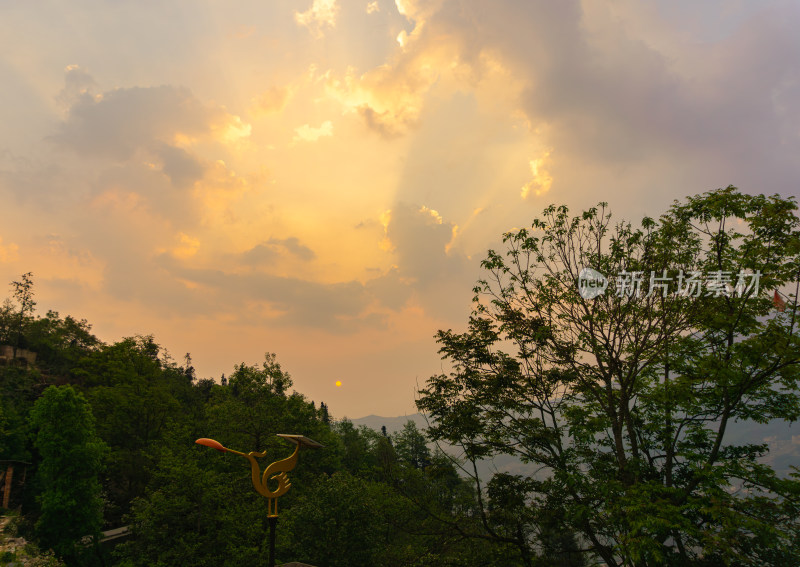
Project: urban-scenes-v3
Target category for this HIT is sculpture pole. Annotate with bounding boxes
[196,434,323,567]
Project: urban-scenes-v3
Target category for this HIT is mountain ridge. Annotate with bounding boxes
[352,413,800,478]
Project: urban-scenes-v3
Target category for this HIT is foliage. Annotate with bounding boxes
[78,336,190,524]
[393,420,431,469]
[278,471,389,567]
[29,385,106,564]
[25,311,100,377]
[114,358,339,566]
[5,272,36,353]
[113,437,271,567]
[417,186,800,566]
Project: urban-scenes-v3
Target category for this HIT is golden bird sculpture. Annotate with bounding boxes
[195,434,323,516]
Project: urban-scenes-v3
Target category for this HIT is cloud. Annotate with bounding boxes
[385,203,456,284]
[171,233,201,260]
[20,69,259,235]
[48,70,250,200]
[441,0,800,191]
[382,203,476,318]
[521,150,553,199]
[323,0,516,140]
[365,267,413,310]
[56,65,98,108]
[0,237,19,263]
[295,0,339,36]
[159,256,372,330]
[242,243,279,265]
[293,121,334,142]
[340,0,800,209]
[325,43,440,138]
[90,161,199,228]
[243,237,316,264]
[53,83,247,160]
[155,144,205,188]
[270,237,316,261]
[358,105,414,138]
[250,86,290,116]
[2,0,800,418]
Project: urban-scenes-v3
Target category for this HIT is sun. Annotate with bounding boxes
[335,380,342,387]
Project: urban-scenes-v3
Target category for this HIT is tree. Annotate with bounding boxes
[117,367,339,567]
[114,438,271,567]
[10,272,36,356]
[393,420,430,470]
[80,336,184,524]
[335,419,384,475]
[319,401,331,425]
[29,385,106,564]
[26,310,100,377]
[278,472,388,567]
[205,353,295,453]
[417,187,800,566]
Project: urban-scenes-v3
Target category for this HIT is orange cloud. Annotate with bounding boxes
[293,121,334,142]
[521,150,553,199]
[250,86,291,116]
[171,233,201,259]
[0,237,19,263]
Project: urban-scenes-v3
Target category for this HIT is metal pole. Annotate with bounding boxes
[268,516,278,567]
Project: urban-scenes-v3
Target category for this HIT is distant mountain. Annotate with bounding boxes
[351,413,530,480]
[352,414,800,478]
[350,413,428,434]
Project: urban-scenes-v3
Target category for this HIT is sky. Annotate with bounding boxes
[1,0,799,418]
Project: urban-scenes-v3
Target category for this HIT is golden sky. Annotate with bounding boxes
[1,0,799,417]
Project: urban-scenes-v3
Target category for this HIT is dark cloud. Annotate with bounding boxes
[242,243,279,265]
[52,84,219,160]
[155,144,205,189]
[56,65,98,108]
[383,203,476,319]
[242,237,316,265]
[359,104,413,138]
[385,0,800,203]
[365,267,413,311]
[268,237,315,261]
[47,71,251,194]
[159,257,372,331]
[386,203,459,285]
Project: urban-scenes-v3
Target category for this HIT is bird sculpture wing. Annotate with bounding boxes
[260,444,300,499]
[224,444,300,499]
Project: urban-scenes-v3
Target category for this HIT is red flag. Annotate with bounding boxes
[774,290,786,312]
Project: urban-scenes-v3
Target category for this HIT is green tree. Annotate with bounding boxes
[393,420,431,470]
[29,385,106,563]
[278,471,388,567]
[418,187,800,566]
[117,355,339,567]
[25,311,100,378]
[205,353,296,452]
[114,437,271,567]
[335,419,385,475]
[80,336,185,524]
